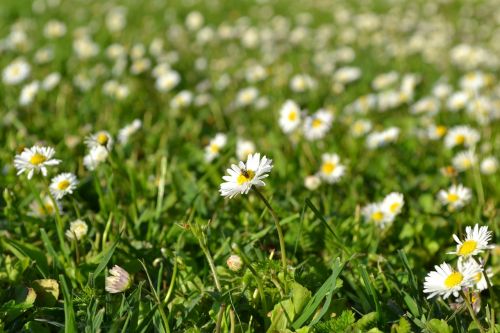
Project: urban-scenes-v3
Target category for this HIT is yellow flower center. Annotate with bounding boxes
[455,134,465,145]
[237,170,255,185]
[447,193,459,202]
[97,133,109,145]
[30,153,47,165]
[389,203,400,213]
[321,162,335,174]
[288,111,297,121]
[458,240,477,256]
[57,180,71,190]
[371,211,384,222]
[312,119,322,128]
[436,126,447,137]
[209,144,219,154]
[444,272,463,288]
[474,272,482,283]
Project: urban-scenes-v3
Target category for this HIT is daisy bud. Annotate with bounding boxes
[105,265,132,294]
[304,175,321,191]
[65,219,88,241]
[226,255,243,272]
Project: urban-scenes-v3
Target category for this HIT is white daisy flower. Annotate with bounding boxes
[14,146,61,179]
[381,192,404,216]
[29,195,62,217]
[220,153,273,199]
[83,146,109,171]
[437,184,472,210]
[333,66,361,85]
[19,81,40,106]
[452,150,477,172]
[304,175,321,191]
[118,119,142,144]
[235,87,259,107]
[449,224,494,257]
[318,153,345,184]
[303,109,334,141]
[65,219,88,241]
[85,131,114,151]
[480,156,498,175]
[105,265,132,293]
[426,124,447,140]
[279,100,301,134]
[205,133,227,162]
[2,59,31,85]
[49,173,78,200]
[236,139,256,161]
[446,91,470,112]
[42,72,61,91]
[350,119,372,138]
[155,70,180,92]
[423,261,481,299]
[170,90,193,109]
[444,126,480,149]
[289,74,316,92]
[362,203,393,228]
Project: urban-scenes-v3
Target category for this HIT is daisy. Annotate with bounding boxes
[446,91,470,112]
[85,131,114,151]
[437,184,472,210]
[381,192,404,216]
[14,146,61,179]
[289,74,316,92]
[303,109,334,141]
[155,70,180,92]
[480,156,498,175]
[2,59,31,85]
[65,219,88,241]
[105,265,132,293]
[118,119,142,144]
[304,175,321,191]
[449,224,494,257]
[426,124,447,140]
[170,90,193,109]
[279,100,301,134]
[19,81,40,106]
[423,261,480,299]
[236,139,256,161]
[350,119,372,138]
[83,146,109,171]
[50,173,78,200]
[444,126,480,149]
[29,195,62,217]
[333,66,361,85]
[452,150,477,172]
[318,153,345,184]
[362,203,393,228]
[235,87,259,107]
[219,153,273,199]
[205,133,227,162]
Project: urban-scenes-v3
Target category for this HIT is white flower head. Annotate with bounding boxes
[85,131,114,151]
[362,203,394,229]
[65,219,88,241]
[19,81,40,106]
[304,175,321,191]
[452,150,477,172]
[437,184,472,210]
[236,139,256,161]
[444,126,480,149]
[118,119,142,144]
[205,133,227,162]
[449,224,494,257]
[50,173,78,200]
[29,195,62,217]
[303,109,334,141]
[318,153,345,184]
[480,156,498,175]
[83,146,109,171]
[423,261,481,299]
[220,153,273,199]
[381,192,404,216]
[279,100,301,134]
[226,255,243,272]
[14,146,61,179]
[105,265,132,293]
[2,59,31,85]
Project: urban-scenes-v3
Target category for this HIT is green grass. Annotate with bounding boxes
[0,0,499,332]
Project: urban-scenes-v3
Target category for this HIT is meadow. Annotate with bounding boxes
[0,0,499,332]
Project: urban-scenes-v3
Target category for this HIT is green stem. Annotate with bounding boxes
[140,260,171,333]
[163,257,178,304]
[472,160,485,207]
[253,188,287,272]
[461,290,485,333]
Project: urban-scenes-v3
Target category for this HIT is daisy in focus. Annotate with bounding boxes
[14,146,61,179]
[438,184,472,210]
[448,224,494,257]
[49,173,78,200]
[219,153,273,199]
[423,261,481,299]
[105,265,132,294]
[318,153,345,184]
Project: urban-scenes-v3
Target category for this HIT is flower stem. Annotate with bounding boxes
[253,188,287,272]
[461,290,485,333]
